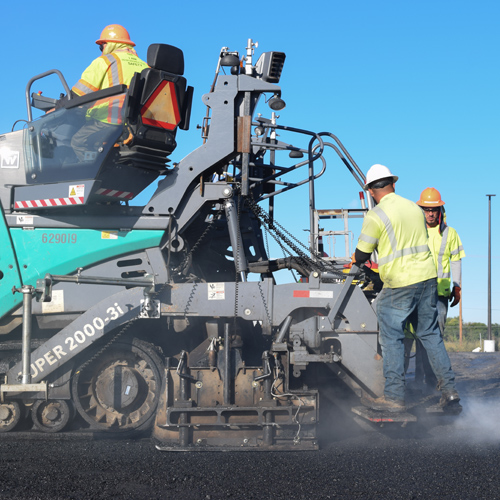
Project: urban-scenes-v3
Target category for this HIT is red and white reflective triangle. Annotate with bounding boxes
[96,188,134,200]
[293,290,334,298]
[14,197,84,209]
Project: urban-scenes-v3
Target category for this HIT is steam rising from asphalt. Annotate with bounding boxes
[319,353,500,446]
[446,398,500,443]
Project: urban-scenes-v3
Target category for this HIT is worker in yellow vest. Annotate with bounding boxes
[417,187,465,326]
[354,164,460,413]
[71,25,148,160]
[405,187,465,393]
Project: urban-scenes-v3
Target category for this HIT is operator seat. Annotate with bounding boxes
[120,43,193,168]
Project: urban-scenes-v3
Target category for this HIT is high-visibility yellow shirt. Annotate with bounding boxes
[356,192,436,288]
[72,48,148,124]
[427,225,465,297]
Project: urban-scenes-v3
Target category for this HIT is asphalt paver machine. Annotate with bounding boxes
[0,39,387,449]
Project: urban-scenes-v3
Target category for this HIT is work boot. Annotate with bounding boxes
[363,395,406,413]
[439,391,462,412]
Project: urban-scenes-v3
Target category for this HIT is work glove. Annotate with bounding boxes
[449,286,461,307]
[343,253,356,269]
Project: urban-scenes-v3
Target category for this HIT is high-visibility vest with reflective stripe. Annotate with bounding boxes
[427,225,465,297]
[356,192,437,288]
[72,49,148,124]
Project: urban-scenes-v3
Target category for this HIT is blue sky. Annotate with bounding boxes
[2,0,498,325]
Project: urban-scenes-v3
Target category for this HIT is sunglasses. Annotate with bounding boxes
[422,207,440,212]
[99,43,106,52]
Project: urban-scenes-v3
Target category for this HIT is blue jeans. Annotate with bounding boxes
[377,278,457,401]
[414,295,448,386]
[437,295,449,336]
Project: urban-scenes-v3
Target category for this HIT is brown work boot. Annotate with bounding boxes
[363,395,406,413]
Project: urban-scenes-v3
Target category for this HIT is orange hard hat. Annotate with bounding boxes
[96,25,135,46]
[416,187,445,207]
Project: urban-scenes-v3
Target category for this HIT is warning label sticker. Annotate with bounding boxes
[69,184,85,197]
[101,231,118,240]
[208,283,225,300]
[16,215,34,225]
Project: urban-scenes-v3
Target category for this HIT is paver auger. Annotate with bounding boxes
[0,39,384,449]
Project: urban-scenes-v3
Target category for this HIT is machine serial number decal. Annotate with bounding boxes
[41,233,77,244]
[208,283,225,300]
[29,303,125,379]
[293,290,334,299]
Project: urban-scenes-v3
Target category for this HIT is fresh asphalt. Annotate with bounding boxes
[0,353,498,499]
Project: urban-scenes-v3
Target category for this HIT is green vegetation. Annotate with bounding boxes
[443,317,499,352]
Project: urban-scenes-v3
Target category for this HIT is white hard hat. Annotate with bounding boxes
[363,164,398,189]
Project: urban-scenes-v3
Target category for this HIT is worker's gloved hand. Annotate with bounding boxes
[343,253,356,269]
[343,254,378,271]
[449,286,461,307]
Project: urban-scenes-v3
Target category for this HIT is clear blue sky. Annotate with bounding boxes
[2,0,498,326]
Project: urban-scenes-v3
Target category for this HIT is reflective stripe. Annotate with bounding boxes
[359,233,379,245]
[89,54,126,124]
[372,205,430,266]
[73,79,100,95]
[104,53,123,87]
[108,95,125,124]
[437,227,449,279]
[378,245,431,265]
[450,245,463,256]
[372,205,397,254]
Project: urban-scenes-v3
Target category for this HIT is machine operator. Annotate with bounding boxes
[71,25,148,160]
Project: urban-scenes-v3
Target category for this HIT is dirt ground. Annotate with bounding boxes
[450,351,500,399]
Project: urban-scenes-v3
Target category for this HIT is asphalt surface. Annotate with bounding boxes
[0,352,499,500]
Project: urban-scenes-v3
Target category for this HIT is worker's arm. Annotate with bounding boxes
[354,248,372,266]
[451,260,462,290]
[449,260,462,307]
[449,228,464,307]
[355,210,381,266]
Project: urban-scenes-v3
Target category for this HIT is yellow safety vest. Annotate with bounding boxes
[427,225,465,297]
[72,48,148,124]
[357,193,436,288]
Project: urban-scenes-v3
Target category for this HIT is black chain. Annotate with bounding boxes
[257,281,272,332]
[183,282,198,325]
[233,195,242,324]
[248,200,313,271]
[172,204,225,277]
[245,197,344,278]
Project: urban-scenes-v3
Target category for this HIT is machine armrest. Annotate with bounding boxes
[61,85,128,110]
